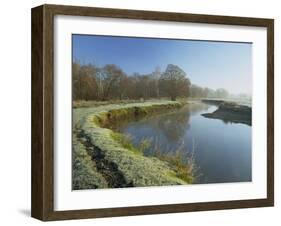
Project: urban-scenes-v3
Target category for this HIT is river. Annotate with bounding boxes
[111,101,252,184]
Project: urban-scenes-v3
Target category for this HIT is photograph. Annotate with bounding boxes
[72,34,252,190]
[30,3,274,221]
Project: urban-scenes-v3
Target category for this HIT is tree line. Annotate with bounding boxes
[73,61,230,101]
[190,84,229,99]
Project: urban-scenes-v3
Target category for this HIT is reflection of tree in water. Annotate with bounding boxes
[222,119,231,124]
[157,109,190,141]
[156,103,210,142]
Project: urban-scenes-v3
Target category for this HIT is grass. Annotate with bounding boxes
[73,98,185,108]
[110,132,140,154]
[72,134,108,189]
[73,99,140,108]
[152,147,196,184]
[110,127,198,184]
[73,100,195,189]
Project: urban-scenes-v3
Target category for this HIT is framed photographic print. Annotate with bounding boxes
[31,4,274,221]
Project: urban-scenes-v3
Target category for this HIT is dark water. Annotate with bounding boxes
[112,102,252,184]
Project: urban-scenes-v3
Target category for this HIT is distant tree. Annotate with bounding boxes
[112,72,129,100]
[72,62,81,100]
[152,66,161,98]
[125,74,139,99]
[100,64,125,100]
[131,73,143,99]
[73,62,226,102]
[190,84,230,99]
[204,87,215,98]
[215,88,229,99]
[190,84,204,98]
[72,62,99,100]
[137,75,151,100]
[159,64,191,101]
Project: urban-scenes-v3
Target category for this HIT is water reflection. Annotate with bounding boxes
[113,102,252,184]
[157,108,190,141]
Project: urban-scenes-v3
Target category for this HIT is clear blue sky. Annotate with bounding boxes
[72,34,252,95]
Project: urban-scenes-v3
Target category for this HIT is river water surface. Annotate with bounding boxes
[112,101,252,184]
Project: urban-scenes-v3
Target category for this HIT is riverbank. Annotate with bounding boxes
[201,100,252,125]
[73,101,193,190]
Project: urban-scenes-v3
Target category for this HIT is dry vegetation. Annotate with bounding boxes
[73,62,232,103]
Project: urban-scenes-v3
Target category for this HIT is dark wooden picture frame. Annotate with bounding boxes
[31,4,274,221]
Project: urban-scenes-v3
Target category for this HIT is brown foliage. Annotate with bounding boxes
[72,62,192,101]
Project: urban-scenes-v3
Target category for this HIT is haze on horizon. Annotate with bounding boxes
[73,34,252,96]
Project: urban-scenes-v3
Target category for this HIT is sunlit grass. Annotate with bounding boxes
[111,131,197,184]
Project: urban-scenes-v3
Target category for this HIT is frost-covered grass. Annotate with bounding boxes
[111,133,196,183]
[73,99,142,108]
[73,101,193,189]
[72,134,108,189]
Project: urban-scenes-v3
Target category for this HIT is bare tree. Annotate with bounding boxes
[73,62,99,100]
[100,64,125,100]
[73,62,233,102]
[159,64,191,101]
[152,66,161,98]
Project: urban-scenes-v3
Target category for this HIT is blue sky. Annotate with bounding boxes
[72,34,252,95]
